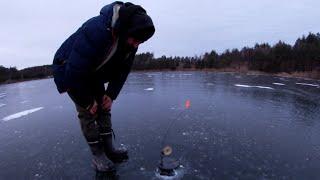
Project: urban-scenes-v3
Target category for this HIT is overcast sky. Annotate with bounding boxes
[1,0,320,69]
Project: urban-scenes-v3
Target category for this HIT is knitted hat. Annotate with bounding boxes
[118,3,155,42]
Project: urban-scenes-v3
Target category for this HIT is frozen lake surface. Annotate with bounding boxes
[0,72,320,179]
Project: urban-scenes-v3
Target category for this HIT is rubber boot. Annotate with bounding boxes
[89,142,116,172]
[100,130,128,163]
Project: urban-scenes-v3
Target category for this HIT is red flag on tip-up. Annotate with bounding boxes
[185,100,191,109]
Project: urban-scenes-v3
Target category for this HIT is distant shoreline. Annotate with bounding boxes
[0,69,318,86]
[0,76,53,86]
[2,33,319,85]
[134,68,320,81]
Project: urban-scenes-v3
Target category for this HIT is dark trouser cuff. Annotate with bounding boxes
[88,141,104,155]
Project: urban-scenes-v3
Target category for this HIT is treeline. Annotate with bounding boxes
[1,33,320,83]
[0,65,52,83]
[133,33,320,74]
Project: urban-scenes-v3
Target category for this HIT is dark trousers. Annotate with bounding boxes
[74,104,112,145]
[67,84,112,146]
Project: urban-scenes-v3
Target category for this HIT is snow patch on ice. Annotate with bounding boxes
[182,73,192,76]
[255,86,274,90]
[144,88,154,91]
[0,94,6,99]
[235,84,251,88]
[0,103,6,108]
[273,83,285,86]
[206,83,214,86]
[0,93,6,96]
[235,84,274,90]
[182,132,188,136]
[2,107,44,121]
[296,83,319,87]
[279,77,289,81]
[20,100,29,104]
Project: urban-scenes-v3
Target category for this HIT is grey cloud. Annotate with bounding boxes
[1,0,320,69]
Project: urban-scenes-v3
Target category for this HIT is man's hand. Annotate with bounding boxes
[102,95,113,111]
[88,101,98,115]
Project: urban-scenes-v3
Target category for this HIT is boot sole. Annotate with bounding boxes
[108,153,129,163]
[92,160,117,173]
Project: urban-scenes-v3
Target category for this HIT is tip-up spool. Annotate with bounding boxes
[158,146,180,176]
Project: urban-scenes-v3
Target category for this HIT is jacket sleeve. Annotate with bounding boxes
[64,20,113,108]
[105,50,136,100]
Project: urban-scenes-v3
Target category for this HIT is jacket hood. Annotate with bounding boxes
[100,1,124,16]
[117,2,155,42]
[100,1,123,17]
[100,2,155,42]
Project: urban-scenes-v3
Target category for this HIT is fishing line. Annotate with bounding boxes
[160,100,191,148]
[160,110,186,148]
[157,100,191,176]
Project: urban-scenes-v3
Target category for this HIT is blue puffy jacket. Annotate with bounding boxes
[52,1,137,108]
